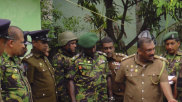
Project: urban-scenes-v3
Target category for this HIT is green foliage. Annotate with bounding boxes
[40,0,83,47]
[153,0,182,20]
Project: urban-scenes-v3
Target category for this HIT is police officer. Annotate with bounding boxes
[0,26,32,102]
[101,37,126,102]
[0,19,11,102]
[67,32,113,102]
[22,30,57,102]
[52,31,77,102]
[163,31,182,101]
[115,37,177,102]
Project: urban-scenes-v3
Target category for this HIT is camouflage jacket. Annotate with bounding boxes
[163,51,182,76]
[0,61,3,102]
[52,49,72,101]
[163,50,182,102]
[0,52,32,102]
[67,51,111,102]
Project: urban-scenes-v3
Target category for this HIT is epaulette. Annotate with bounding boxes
[115,53,127,57]
[177,51,182,56]
[71,53,81,62]
[24,53,33,59]
[154,55,168,63]
[97,51,107,56]
[121,54,135,62]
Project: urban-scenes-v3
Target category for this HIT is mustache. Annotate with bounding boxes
[149,54,154,57]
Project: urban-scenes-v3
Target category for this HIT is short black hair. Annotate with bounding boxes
[101,37,113,45]
[137,38,153,49]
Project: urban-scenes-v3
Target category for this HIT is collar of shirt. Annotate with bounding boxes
[134,54,153,68]
[31,49,44,58]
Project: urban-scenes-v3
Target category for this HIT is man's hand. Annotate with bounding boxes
[170,77,177,84]
[168,98,177,102]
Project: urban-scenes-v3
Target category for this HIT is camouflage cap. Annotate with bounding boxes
[78,32,98,48]
[58,31,77,46]
[163,31,178,41]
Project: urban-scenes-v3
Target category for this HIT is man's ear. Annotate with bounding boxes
[6,40,14,48]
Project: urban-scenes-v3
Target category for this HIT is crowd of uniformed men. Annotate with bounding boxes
[0,18,181,102]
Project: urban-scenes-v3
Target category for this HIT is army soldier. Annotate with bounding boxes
[0,26,32,102]
[0,19,11,102]
[163,31,182,101]
[22,30,57,102]
[115,38,177,102]
[101,37,126,102]
[178,66,182,101]
[67,32,113,102]
[52,31,77,102]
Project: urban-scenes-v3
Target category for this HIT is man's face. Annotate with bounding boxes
[138,41,155,62]
[84,45,96,57]
[102,42,115,58]
[65,40,77,53]
[165,39,180,55]
[0,38,6,56]
[11,32,26,56]
[33,40,49,56]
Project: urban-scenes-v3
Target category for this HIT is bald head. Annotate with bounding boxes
[8,26,23,41]
[5,26,25,57]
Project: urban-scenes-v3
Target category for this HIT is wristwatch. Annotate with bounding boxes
[109,96,115,101]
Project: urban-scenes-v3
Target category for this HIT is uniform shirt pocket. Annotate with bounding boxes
[147,73,160,85]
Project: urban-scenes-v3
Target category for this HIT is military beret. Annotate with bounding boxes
[29,29,50,41]
[0,19,11,39]
[163,31,178,41]
[78,32,98,48]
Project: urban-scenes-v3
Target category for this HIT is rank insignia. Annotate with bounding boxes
[39,63,43,67]
[135,69,138,72]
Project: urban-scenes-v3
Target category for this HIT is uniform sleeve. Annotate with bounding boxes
[25,62,35,84]
[105,60,111,77]
[160,61,168,82]
[115,63,125,83]
[65,61,76,80]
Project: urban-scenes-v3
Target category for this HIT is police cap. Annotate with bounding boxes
[0,19,11,39]
[29,29,50,41]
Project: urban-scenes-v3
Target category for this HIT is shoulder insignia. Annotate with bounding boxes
[24,53,33,59]
[71,53,81,61]
[97,51,107,56]
[154,55,168,63]
[121,54,135,62]
[177,51,182,56]
[116,53,127,57]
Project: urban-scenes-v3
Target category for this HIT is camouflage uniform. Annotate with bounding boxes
[164,51,182,102]
[107,53,126,102]
[178,66,182,102]
[52,49,72,102]
[66,51,110,102]
[0,52,32,102]
[0,62,3,102]
[164,51,182,76]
